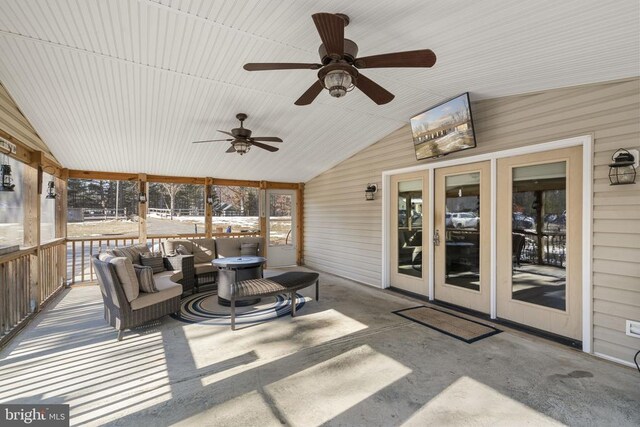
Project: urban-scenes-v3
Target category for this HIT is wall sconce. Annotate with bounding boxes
[0,163,15,192]
[138,192,147,203]
[206,195,214,205]
[365,183,378,201]
[609,148,638,185]
[45,179,57,199]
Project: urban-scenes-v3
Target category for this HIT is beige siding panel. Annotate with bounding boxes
[0,82,52,155]
[305,77,640,365]
[593,233,640,249]
[593,272,640,292]
[593,340,639,365]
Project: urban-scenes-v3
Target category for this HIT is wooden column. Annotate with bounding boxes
[205,177,213,238]
[138,174,147,244]
[23,163,41,310]
[296,183,304,265]
[55,168,68,239]
[260,181,268,258]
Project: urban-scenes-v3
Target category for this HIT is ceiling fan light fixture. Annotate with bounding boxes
[323,69,354,98]
[234,141,251,155]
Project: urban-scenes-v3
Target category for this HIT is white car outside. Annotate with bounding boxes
[450,212,479,228]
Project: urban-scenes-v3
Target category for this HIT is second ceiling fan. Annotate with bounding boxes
[191,114,282,155]
[243,13,437,106]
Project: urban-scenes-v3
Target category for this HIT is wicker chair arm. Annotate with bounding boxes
[164,254,195,289]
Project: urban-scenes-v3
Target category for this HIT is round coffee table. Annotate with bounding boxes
[212,256,267,307]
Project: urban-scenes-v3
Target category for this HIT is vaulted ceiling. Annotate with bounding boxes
[0,0,638,182]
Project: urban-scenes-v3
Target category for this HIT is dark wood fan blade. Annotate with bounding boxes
[192,139,233,144]
[354,49,437,69]
[217,130,235,137]
[250,141,279,152]
[355,73,395,105]
[244,63,322,71]
[251,136,283,142]
[295,80,324,105]
[226,146,236,153]
[312,13,344,58]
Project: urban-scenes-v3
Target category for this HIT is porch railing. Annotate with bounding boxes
[1,238,67,345]
[67,232,260,284]
[0,247,34,337]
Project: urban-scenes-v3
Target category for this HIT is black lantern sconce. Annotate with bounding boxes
[206,195,214,205]
[1,163,15,192]
[365,183,378,201]
[138,192,147,203]
[45,179,57,199]
[608,149,638,185]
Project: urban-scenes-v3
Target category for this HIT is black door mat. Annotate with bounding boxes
[393,306,501,343]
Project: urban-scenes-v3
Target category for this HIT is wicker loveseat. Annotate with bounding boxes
[92,245,194,340]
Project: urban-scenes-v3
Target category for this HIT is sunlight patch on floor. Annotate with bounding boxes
[401,376,565,426]
[264,345,411,426]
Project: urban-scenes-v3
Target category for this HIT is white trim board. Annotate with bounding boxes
[381,134,593,354]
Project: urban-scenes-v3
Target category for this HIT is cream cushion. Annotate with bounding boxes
[113,244,150,264]
[195,263,217,276]
[109,257,139,302]
[215,237,262,258]
[192,239,216,264]
[130,271,182,310]
[163,240,193,256]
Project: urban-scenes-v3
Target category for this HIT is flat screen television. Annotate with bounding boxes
[410,92,476,161]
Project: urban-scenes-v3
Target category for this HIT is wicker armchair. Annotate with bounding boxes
[92,254,193,340]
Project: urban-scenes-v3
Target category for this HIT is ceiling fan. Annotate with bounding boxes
[191,113,282,155]
[243,13,436,106]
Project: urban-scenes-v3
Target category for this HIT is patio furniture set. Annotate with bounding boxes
[91,236,319,339]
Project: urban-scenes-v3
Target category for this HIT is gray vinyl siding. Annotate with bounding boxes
[304,77,640,365]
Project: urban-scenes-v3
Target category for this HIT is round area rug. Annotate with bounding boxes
[172,290,306,326]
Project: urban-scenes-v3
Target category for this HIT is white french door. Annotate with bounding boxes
[265,189,297,267]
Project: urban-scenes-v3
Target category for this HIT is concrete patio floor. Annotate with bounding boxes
[0,269,638,426]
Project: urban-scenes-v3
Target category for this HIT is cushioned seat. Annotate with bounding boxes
[130,272,183,310]
[195,263,217,276]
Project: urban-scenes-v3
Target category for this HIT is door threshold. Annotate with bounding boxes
[388,287,582,349]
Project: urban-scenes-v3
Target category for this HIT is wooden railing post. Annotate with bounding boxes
[205,177,213,238]
[138,174,147,244]
[296,182,304,266]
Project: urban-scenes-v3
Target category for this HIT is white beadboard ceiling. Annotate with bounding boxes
[0,0,638,182]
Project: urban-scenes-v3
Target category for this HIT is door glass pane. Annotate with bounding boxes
[269,194,292,246]
[445,172,480,290]
[397,180,422,278]
[511,162,566,310]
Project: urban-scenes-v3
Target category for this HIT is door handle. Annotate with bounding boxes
[433,229,440,246]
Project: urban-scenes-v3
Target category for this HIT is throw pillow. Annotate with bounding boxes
[98,252,114,262]
[140,252,166,274]
[176,244,190,255]
[240,242,258,256]
[134,265,158,293]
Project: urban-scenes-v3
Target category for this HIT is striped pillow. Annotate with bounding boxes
[134,265,158,293]
[140,252,165,274]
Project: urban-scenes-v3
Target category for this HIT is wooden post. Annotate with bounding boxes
[55,169,68,239]
[23,163,41,311]
[296,183,304,265]
[138,174,147,244]
[260,181,268,259]
[205,177,213,238]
